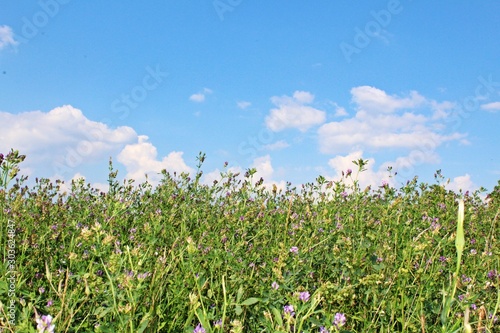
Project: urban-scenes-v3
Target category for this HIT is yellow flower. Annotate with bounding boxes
[80,227,92,240]
[102,234,115,245]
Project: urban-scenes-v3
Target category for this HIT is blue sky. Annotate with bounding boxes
[1,1,499,193]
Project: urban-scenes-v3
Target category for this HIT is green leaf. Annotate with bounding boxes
[240,297,260,306]
[271,306,283,327]
[137,314,151,333]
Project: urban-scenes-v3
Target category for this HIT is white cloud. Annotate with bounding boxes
[332,103,348,117]
[190,93,205,102]
[431,101,455,120]
[327,151,391,189]
[189,88,213,103]
[0,25,18,50]
[263,140,289,151]
[237,101,251,109]
[445,174,477,193]
[202,165,243,186]
[202,155,286,191]
[351,86,426,114]
[481,101,500,112]
[0,105,194,187]
[0,105,137,178]
[265,91,326,132]
[117,135,194,185]
[251,155,286,190]
[318,86,465,154]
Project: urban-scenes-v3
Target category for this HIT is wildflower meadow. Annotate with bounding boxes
[0,149,499,332]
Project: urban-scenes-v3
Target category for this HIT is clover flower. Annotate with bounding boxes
[284,305,295,317]
[214,319,223,329]
[193,323,206,333]
[299,291,310,302]
[35,314,55,333]
[289,246,298,254]
[333,312,346,328]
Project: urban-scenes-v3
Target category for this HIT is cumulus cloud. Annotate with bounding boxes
[481,101,500,112]
[445,174,477,193]
[0,105,137,178]
[202,155,286,191]
[327,151,391,189]
[318,86,465,154]
[0,105,195,187]
[265,91,326,132]
[189,88,213,102]
[0,25,18,50]
[117,135,194,185]
[351,86,426,114]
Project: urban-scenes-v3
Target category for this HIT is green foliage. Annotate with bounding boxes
[0,151,499,332]
[0,149,27,189]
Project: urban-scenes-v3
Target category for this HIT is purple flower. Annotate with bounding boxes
[333,312,346,328]
[458,294,465,302]
[39,287,45,294]
[213,319,222,328]
[46,300,53,307]
[471,304,477,310]
[271,281,279,290]
[193,323,206,333]
[35,314,55,333]
[284,305,295,317]
[319,326,329,333]
[290,246,298,254]
[341,191,348,199]
[299,291,310,302]
[487,270,498,280]
[346,169,352,177]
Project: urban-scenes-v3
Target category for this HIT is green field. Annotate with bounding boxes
[0,151,499,332]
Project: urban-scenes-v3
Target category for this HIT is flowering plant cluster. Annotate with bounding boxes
[0,152,498,331]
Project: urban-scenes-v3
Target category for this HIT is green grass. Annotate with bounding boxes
[0,151,499,332]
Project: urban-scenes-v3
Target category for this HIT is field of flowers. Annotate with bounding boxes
[0,150,499,332]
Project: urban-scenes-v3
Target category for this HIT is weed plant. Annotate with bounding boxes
[0,151,499,332]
